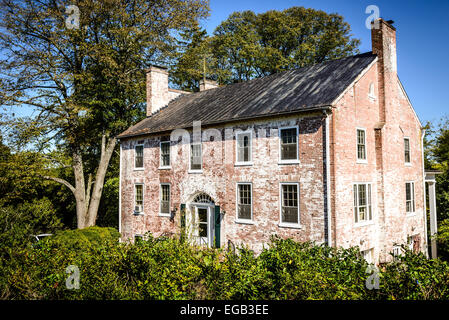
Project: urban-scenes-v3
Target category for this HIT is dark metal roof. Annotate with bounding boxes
[118,52,377,139]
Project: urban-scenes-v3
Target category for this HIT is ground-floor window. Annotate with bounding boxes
[160,184,170,216]
[134,184,143,214]
[236,183,252,221]
[280,183,300,226]
[353,183,372,223]
[406,182,415,214]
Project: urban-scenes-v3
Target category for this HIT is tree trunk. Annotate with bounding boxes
[43,136,117,229]
[85,135,117,227]
[73,149,88,229]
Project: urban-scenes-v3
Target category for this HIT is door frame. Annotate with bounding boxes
[193,204,214,247]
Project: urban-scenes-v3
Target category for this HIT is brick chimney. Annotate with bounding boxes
[371,18,397,123]
[146,65,169,116]
[199,79,218,91]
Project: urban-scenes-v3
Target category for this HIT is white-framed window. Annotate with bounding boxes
[159,183,170,216]
[353,183,372,223]
[235,130,252,165]
[362,248,374,264]
[279,126,299,163]
[368,82,376,99]
[190,143,202,171]
[279,183,300,227]
[160,141,171,168]
[404,137,411,164]
[356,128,367,162]
[392,245,402,260]
[236,183,252,222]
[134,184,144,214]
[135,143,144,169]
[405,182,415,214]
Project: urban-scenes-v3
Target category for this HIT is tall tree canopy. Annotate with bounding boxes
[0,0,209,228]
[172,6,360,91]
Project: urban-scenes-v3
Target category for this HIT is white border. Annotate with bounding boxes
[353,182,374,227]
[278,126,299,164]
[279,182,301,228]
[404,136,411,166]
[405,180,416,216]
[159,183,171,217]
[235,182,254,224]
[235,129,253,166]
[189,143,203,173]
[159,141,171,169]
[356,127,368,164]
[134,183,144,215]
[134,143,144,171]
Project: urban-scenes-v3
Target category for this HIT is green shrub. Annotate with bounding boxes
[1,230,449,300]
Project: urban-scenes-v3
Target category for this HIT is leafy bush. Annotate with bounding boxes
[1,229,449,300]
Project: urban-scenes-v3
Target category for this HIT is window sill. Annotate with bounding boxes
[235,162,254,167]
[188,170,203,174]
[278,223,302,229]
[158,166,171,170]
[133,212,144,216]
[158,213,171,218]
[406,212,416,217]
[354,221,374,228]
[235,219,254,225]
[356,160,368,164]
[405,163,412,167]
[278,160,300,165]
[134,168,144,171]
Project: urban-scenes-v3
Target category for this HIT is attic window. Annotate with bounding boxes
[368,82,376,99]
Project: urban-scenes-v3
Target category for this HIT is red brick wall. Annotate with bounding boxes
[331,60,425,263]
[120,113,326,251]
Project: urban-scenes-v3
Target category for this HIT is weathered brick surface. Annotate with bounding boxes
[120,114,326,252]
[120,19,426,262]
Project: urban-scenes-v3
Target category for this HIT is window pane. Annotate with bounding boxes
[354,185,358,223]
[357,130,366,160]
[161,142,170,166]
[135,145,143,168]
[190,144,202,170]
[135,185,143,206]
[280,128,297,160]
[281,184,298,224]
[160,185,170,213]
[238,184,252,220]
[404,139,410,163]
[237,134,251,162]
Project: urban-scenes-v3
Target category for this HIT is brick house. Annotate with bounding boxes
[117,19,427,264]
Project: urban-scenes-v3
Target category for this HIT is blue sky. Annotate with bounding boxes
[201,0,449,125]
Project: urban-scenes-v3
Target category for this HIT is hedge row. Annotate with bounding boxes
[1,227,449,300]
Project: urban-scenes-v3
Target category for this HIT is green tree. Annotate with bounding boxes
[0,0,209,228]
[173,7,360,90]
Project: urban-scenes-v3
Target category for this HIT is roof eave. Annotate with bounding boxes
[117,105,332,140]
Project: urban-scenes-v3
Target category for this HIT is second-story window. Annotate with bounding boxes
[160,141,170,168]
[406,182,415,214]
[404,138,411,164]
[236,131,252,164]
[357,129,366,162]
[279,127,298,162]
[190,143,202,171]
[135,144,144,169]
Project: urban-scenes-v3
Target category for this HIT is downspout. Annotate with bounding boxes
[421,128,428,257]
[325,111,332,246]
[118,140,122,241]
